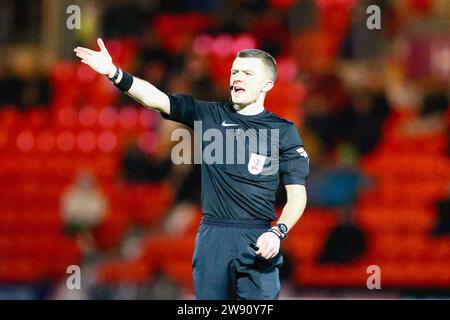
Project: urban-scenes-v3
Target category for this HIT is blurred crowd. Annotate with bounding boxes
[0,0,448,299]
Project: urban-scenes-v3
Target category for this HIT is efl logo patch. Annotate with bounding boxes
[248,153,266,175]
[296,147,308,158]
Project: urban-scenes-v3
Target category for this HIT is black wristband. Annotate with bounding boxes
[109,66,119,81]
[110,68,134,92]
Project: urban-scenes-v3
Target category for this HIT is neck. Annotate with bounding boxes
[234,96,265,116]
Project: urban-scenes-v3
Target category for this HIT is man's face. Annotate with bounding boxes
[230,57,273,107]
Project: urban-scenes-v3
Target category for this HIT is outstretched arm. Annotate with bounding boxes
[74,38,170,114]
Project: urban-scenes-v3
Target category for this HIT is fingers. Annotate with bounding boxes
[97,38,109,54]
[74,48,96,64]
[254,232,280,259]
[255,235,268,256]
[256,246,269,258]
[74,46,96,55]
[265,248,278,259]
[261,247,278,259]
[257,246,278,259]
[74,50,91,61]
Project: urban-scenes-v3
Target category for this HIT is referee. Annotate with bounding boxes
[74,38,309,300]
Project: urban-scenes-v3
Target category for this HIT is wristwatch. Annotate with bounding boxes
[269,223,289,240]
[275,223,288,235]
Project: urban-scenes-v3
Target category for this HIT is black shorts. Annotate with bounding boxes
[192,216,283,300]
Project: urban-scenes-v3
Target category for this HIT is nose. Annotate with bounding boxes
[233,77,243,85]
[232,71,244,82]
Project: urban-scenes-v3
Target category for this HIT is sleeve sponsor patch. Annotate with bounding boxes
[296,147,308,158]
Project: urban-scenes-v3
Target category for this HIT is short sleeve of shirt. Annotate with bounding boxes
[161,94,199,128]
[279,124,309,185]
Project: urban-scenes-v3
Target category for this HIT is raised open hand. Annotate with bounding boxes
[74,38,116,77]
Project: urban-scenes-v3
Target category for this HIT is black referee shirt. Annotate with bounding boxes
[162,94,309,221]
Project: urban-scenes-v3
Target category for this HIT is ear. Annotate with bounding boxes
[261,80,274,93]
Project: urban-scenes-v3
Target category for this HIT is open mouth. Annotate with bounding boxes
[233,85,245,94]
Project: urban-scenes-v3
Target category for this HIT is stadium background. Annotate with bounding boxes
[0,0,448,299]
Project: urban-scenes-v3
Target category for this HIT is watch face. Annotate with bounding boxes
[277,224,288,234]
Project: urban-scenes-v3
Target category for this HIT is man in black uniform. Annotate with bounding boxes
[74,38,309,300]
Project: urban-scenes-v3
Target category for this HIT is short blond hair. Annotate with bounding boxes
[237,49,277,81]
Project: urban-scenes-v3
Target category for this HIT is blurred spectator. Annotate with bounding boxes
[0,49,51,110]
[0,69,24,107]
[304,72,352,152]
[307,163,364,209]
[420,79,448,116]
[183,0,224,13]
[55,169,108,300]
[121,117,192,184]
[181,53,216,100]
[98,270,182,300]
[163,201,199,236]
[250,8,289,56]
[307,148,367,210]
[432,186,450,236]
[0,73,51,110]
[287,0,317,34]
[61,169,107,252]
[340,0,392,60]
[347,90,391,154]
[401,79,448,137]
[120,116,200,236]
[102,0,144,38]
[318,208,367,264]
[121,140,172,183]
[138,31,174,92]
[304,69,390,155]
[136,272,182,299]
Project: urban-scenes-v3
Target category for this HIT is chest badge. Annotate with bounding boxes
[248,153,266,175]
